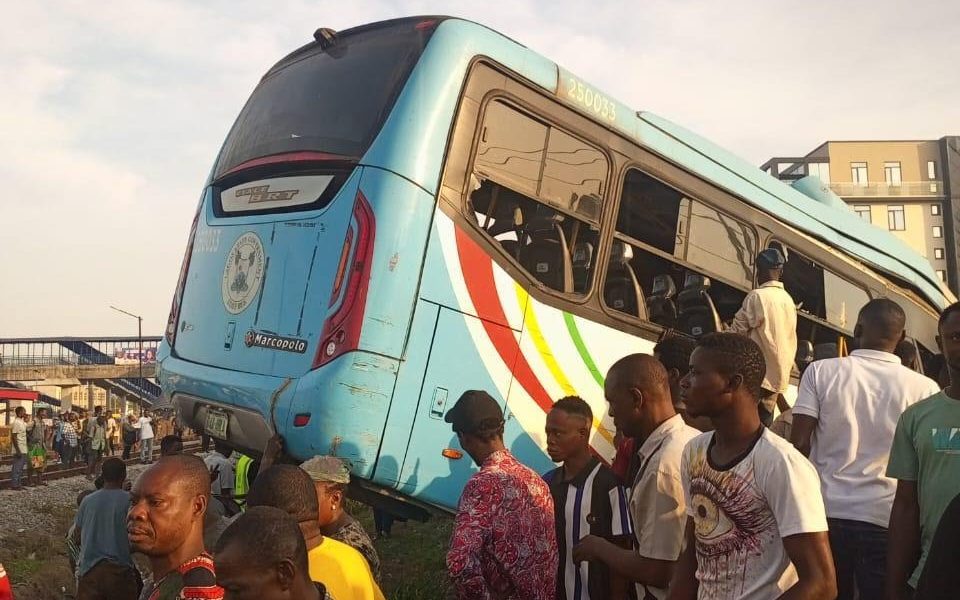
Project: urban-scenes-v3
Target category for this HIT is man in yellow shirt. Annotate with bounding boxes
[247,464,383,600]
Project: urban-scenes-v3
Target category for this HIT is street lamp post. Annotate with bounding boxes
[110,305,144,412]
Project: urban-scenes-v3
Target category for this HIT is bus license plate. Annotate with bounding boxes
[205,411,228,438]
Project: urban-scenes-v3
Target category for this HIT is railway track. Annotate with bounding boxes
[0,440,202,490]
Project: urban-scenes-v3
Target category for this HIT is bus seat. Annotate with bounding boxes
[676,272,722,338]
[572,242,594,292]
[796,340,814,373]
[604,242,646,319]
[647,274,678,329]
[500,239,521,260]
[520,212,573,293]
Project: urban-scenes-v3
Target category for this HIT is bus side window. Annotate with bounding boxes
[468,100,604,296]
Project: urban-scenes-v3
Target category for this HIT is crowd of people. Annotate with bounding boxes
[7,251,960,600]
[6,407,160,491]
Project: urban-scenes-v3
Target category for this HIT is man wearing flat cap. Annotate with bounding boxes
[444,390,557,600]
[728,247,798,426]
[301,455,381,581]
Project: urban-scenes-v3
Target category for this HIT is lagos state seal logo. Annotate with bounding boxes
[222,232,265,314]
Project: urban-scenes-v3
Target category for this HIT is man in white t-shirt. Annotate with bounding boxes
[138,411,155,464]
[790,298,940,600]
[204,440,235,498]
[9,407,29,490]
[669,332,836,600]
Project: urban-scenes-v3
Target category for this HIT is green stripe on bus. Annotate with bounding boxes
[563,312,605,388]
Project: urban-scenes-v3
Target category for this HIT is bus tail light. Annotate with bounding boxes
[165,204,201,348]
[313,191,375,368]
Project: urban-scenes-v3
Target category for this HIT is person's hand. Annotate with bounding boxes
[572,534,610,563]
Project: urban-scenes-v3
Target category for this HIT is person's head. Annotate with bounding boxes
[937,302,960,376]
[93,406,102,415]
[213,440,232,458]
[756,248,785,284]
[160,435,184,456]
[894,339,921,371]
[127,413,137,422]
[444,391,506,465]
[300,456,350,528]
[101,457,127,487]
[97,414,107,425]
[654,334,697,403]
[854,298,906,352]
[14,407,25,419]
[545,396,592,464]
[681,333,766,420]
[604,354,673,438]
[214,506,316,600]
[247,465,319,528]
[36,408,47,419]
[128,454,210,557]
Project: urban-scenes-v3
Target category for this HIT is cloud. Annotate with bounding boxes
[1,0,957,337]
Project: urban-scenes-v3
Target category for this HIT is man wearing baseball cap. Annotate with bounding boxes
[444,390,557,599]
[728,247,798,426]
[301,455,380,581]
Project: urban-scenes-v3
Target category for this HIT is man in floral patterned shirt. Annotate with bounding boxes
[445,390,557,600]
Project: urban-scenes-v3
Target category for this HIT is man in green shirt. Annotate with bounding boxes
[886,302,960,599]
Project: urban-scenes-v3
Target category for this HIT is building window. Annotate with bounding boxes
[884,162,902,186]
[808,162,831,183]
[851,162,868,186]
[928,161,937,179]
[853,205,872,222]
[937,270,947,283]
[935,248,945,260]
[888,205,906,231]
[931,204,941,216]
[933,225,943,238]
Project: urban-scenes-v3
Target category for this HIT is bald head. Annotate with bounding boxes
[606,354,671,401]
[153,454,212,499]
[604,353,675,438]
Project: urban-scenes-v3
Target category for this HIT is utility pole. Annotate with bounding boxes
[110,305,145,412]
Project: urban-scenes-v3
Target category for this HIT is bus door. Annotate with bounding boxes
[394,227,525,508]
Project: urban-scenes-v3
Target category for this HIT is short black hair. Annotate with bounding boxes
[216,505,309,573]
[155,454,211,499]
[551,396,593,422]
[14,406,25,416]
[160,435,183,456]
[939,302,960,333]
[858,298,906,340]
[101,457,126,484]
[247,465,319,522]
[213,439,232,457]
[695,333,766,399]
[654,334,697,375]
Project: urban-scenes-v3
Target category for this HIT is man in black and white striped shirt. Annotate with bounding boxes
[544,396,632,600]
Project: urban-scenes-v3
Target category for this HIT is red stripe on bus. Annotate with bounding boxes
[454,227,554,415]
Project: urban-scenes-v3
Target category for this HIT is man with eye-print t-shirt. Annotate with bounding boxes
[667,333,836,600]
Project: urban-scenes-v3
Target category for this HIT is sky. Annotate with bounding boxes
[1,0,957,337]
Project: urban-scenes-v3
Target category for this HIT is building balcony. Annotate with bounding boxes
[830,181,943,198]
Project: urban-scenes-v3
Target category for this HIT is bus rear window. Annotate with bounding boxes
[213,21,436,179]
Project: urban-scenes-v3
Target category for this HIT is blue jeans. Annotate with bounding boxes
[828,518,888,600]
[140,438,153,463]
[10,453,26,487]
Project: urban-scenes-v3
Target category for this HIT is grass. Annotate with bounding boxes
[3,498,453,600]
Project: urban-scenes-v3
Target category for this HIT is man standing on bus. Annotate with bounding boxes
[727,248,797,426]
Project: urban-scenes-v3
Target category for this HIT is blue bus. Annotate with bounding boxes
[158,16,952,516]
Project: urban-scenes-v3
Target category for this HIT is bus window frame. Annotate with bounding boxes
[766,236,870,336]
[597,162,760,329]
[460,90,615,305]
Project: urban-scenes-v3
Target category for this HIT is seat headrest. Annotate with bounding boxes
[527,210,565,233]
[609,241,634,266]
[651,274,677,298]
[572,242,593,268]
[682,272,711,291]
[796,340,814,365]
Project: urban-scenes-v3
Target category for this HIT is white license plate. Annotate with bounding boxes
[204,411,228,438]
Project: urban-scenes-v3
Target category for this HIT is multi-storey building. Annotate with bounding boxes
[763,137,960,293]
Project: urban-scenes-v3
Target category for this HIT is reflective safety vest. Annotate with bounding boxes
[235,454,254,506]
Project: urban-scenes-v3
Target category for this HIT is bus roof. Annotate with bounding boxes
[358,16,952,310]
